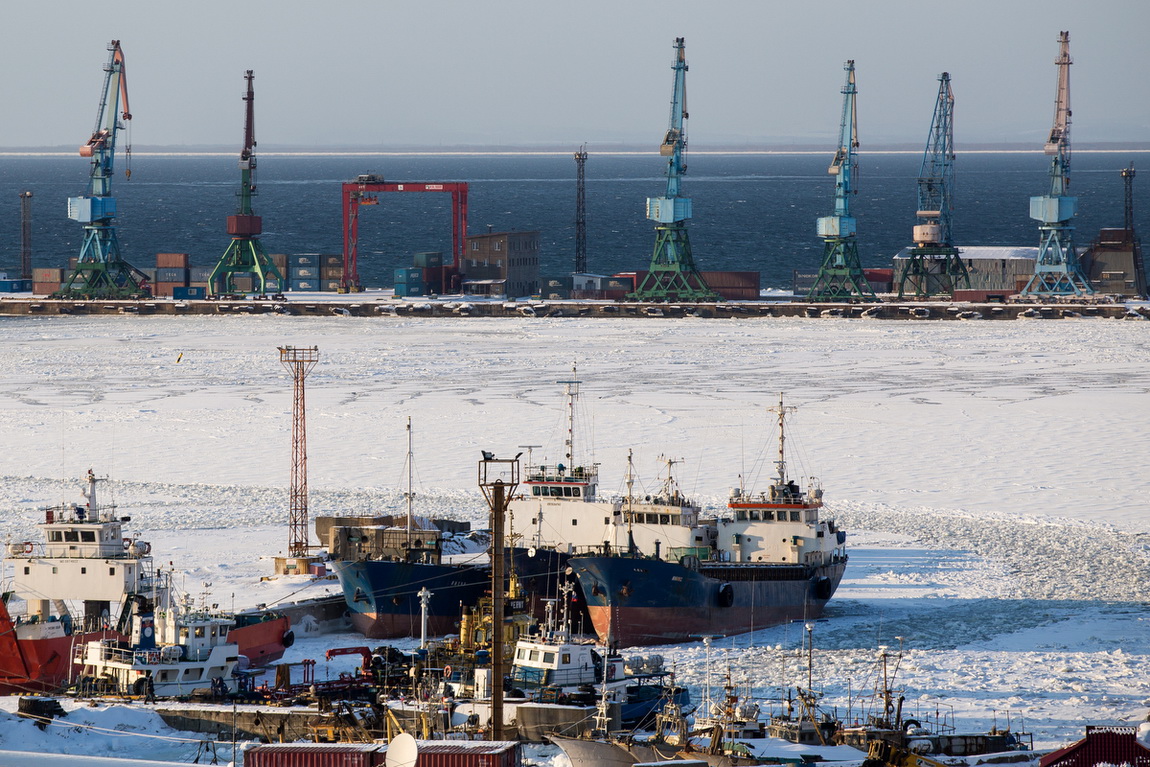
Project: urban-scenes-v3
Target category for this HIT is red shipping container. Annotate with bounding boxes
[378,741,520,767]
[153,282,184,297]
[33,282,60,295]
[701,270,760,289]
[156,253,190,268]
[246,743,381,767]
[863,268,894,282]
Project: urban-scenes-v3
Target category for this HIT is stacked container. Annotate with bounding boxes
[290,255,319,291]
[32,267,63,295]
[394,266,424,297]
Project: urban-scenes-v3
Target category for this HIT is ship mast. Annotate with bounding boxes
[770,394,796,484]
[558,364,580,471]
[404,417,414,548]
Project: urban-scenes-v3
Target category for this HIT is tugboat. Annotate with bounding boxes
[74,589,240,698]
[568,395,848,646]
[0,470,291,694]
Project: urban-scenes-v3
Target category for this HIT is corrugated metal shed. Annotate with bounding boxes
[1039,725,1150,767]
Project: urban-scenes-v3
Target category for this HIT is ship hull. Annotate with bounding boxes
[332,547,577,640]
[228,614,293,666]
[571,555,847,646]
[0,599,120,695]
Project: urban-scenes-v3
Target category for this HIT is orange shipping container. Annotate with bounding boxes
[156,253,190,268]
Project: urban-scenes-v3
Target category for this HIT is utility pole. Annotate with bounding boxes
[279,346,319,559]
[478,450,521,741]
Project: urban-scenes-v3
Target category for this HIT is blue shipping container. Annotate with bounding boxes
[394,282,426,297]
[189,267,214,282]
[291,279,319,291]
[292,254,319,267]
[156,267,188,283]
[394,267,422,284]
[172,286,207,300]
[413,252,443,268]
[291,266,318,279]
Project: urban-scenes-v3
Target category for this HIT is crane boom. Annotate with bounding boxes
[647,37,691,224]
[1021,30,1093,296]
[56,40,148,299]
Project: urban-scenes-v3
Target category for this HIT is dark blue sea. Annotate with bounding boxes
[0,151,1144,290]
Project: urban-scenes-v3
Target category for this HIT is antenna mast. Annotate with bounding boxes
[279,346,319,558]
[574,146,588,274]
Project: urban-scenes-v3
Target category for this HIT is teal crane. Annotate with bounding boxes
[208,70,284,296]
[897,72,969,298]
[1021,31,1093,297]
[57,40,150,299]
[808,60,877,303]
[629,37,717,302]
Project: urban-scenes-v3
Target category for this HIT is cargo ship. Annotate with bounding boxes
[0,470,292,694]
[568,396,848,646]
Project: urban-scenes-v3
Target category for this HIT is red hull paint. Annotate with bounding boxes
[0,600,120,695]
[349,611,461,640]
[229,616,291,666]
[587,602,829,647]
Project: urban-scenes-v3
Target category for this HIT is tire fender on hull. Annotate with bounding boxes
[716,582,734,608]
[811,576,833,601]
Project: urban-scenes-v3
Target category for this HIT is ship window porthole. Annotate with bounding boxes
[571,519,577,526]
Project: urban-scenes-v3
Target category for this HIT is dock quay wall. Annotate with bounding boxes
[0,298,1143,320]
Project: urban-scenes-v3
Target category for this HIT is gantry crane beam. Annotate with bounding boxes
[56,40,150,299]
[1021,31,1093,297]
[897,72,970,299]
[809,61,877,303]
[341,180,469,293]
[629,37,717,302]
[208,70,285,297]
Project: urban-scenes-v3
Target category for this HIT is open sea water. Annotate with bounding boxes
[0,151,1144,290]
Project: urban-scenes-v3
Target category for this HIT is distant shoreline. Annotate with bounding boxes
[2,147,1149,158]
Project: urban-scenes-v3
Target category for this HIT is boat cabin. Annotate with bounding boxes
[509,638,623,690]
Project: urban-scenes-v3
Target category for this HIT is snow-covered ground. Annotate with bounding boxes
[1,315,1148,762]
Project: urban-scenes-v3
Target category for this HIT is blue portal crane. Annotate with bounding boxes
[629,37,717,302]
[208,70,284,296]
[808,61,877,302]
[1021,31,1093,297]
[896,72,970,298]
[56,40,150,299]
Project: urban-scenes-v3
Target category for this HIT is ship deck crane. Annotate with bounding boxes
[208,70,284,297]
[56,40,150,299]
[629,37,717,302]
[809,61,878,303]
[1021,31,1094,297]
[897,72,970,299]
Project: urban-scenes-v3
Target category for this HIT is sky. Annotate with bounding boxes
[2,0,1148,150]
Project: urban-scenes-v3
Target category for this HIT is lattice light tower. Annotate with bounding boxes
[574,146,588,274]
[809,61,878,303]
[1021,31,1094,297]
[629,38,718,302]
[897,73,970,299]
[208,70,284,297]
[19,192,32,281]
[280,346,319,558]
[57,40,150,299]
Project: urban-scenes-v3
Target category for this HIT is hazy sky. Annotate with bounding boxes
[4,0,1147,150]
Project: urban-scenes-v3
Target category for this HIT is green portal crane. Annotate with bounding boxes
[897,72,969,299]
[808,61,877,303]
[208,70,284,297]
[56,41,150,299]
[629,38,717,303]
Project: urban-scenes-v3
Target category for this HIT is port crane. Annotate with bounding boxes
[629,37,717,302]
[208,70,284,297]
[897,72,969,299]
[57,40,150,299]
[1021,31,1093,297]
[809,61,877,303]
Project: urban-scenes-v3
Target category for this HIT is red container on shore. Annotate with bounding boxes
[156,253,190,269]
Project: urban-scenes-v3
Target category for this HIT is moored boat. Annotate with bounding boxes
[569,395,848,646]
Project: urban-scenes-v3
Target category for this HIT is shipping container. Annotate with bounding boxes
[155,268,188,284]
[413,251,444,268]
[700,270,760,289]
[245,743,382,767]
[271,253,289,269]
[155,252,190,268]
[172,286,207,300]
[321,254,343,267]
[863,268,894,282]
[385,740,520,767]
[291,279,319,292]
[394,282,425,297]
[32,267,64,282]
[0,280,30,292]
[321,280,342,292]
[232,276,255,292]
[292,254,319,267]
[321,266,345,280]
[152,282,184,297]
[189,267,214,283]
[291,267,318,279]
[32,282,60,295]
[395,267,422,284]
